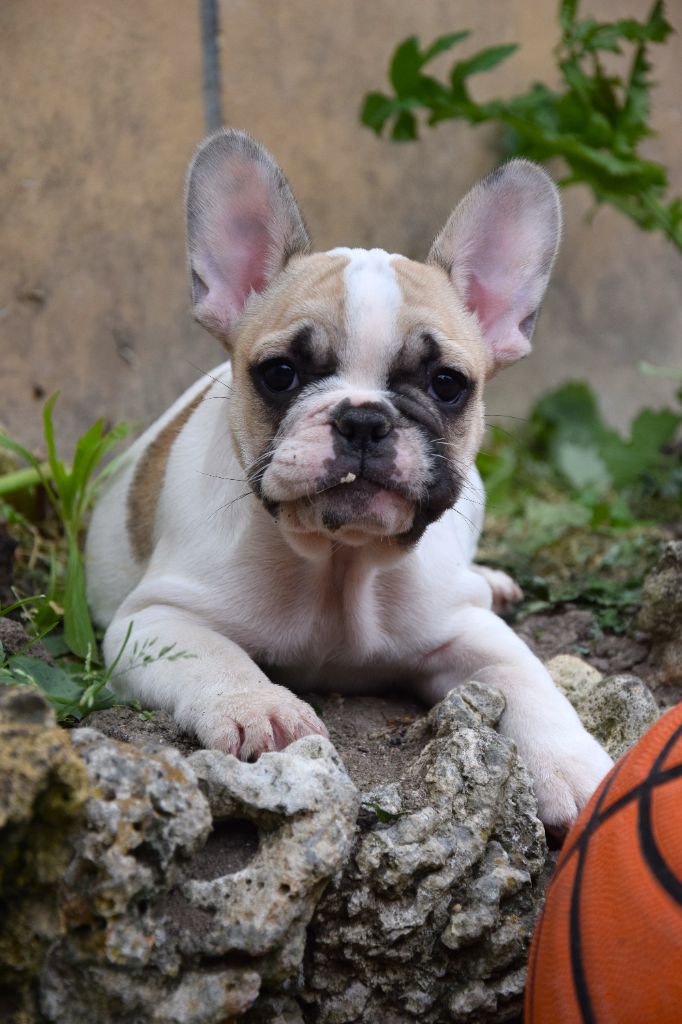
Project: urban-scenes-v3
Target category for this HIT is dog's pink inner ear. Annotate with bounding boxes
[428,160,561,376]
[187,131,310,340]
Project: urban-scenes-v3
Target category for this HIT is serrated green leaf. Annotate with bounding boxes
[361,91,398,134]
[391,109,418,141]
[602,407,682,487]
[389,36,422,97]
[422,31,470,64]
[451,43,518,85]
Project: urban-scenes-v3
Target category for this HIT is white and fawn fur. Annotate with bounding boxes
[87,129,612,830]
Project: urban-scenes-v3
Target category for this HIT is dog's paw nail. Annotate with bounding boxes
[206,691,328,761]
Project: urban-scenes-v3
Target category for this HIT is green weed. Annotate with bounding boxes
[0,394,131,657]
[478,379,681,629]
[0,618,195,723]
[361,0,681,249]
[0,399,198,722]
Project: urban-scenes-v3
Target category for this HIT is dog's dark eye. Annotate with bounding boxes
[429,369,470,406]
[259,360,299,393]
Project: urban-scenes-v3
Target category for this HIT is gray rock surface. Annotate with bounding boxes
[1,650,662,1023]
[547,654,659,759]
[637,540,682,685]
[185,739,360,980]
[0,687,357,1024]
[303,683,547,1024]
[38,731,357,1024]
[574,674,659,760]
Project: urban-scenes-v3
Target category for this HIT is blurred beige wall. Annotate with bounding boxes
[1,0,680,450]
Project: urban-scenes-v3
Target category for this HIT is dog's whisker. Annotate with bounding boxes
[198,471,250,483]
[484,425,525,445]
[208,491,254,521]
[452,506,480,534]
[484,413,529,422]
[185,360,234,393]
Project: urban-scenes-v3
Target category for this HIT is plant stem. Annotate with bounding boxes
[0,462,51,496]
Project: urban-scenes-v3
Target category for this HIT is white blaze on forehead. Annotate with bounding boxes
[327,247,405,387]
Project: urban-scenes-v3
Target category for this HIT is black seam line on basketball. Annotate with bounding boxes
[545,761,682,893]
[570,761,626,1024]
[637,720,682,907]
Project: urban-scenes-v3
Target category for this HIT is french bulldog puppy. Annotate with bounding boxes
[86,129,612,830]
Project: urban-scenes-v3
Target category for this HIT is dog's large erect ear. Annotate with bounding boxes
[186,128,310,339]
[428,160,561,374]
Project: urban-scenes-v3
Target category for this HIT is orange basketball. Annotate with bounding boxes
[525,702,682,1024]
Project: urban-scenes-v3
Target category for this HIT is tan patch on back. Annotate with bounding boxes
[127,386,209,562]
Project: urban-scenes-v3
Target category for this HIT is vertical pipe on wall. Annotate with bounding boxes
[200,0,224,132]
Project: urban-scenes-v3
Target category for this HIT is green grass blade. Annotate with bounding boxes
[63,540,97,659]
[42,394,70,506]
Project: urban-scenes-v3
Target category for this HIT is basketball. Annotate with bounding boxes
[525,702,682,1024]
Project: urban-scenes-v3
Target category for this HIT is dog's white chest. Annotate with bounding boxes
[219,546,395,670]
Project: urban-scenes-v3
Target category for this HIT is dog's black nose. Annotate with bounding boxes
[332,404,394,447]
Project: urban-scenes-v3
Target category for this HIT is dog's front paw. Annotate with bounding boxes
[200,685,329,761]
[473,565,523,613]
[520,730,613,834]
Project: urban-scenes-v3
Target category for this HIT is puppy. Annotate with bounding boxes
[86,129,612,830]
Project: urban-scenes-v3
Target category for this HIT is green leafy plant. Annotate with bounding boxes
[0,403,199,722]
[478,378,682,629]
[361,0,681,249]
[0,614,195,722]
[0,395,131,657]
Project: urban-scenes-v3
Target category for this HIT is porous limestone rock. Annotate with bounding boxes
[0,685,357,1024]
[303,683,548,1024]
[573,674,659,760]
[547,654,659,759]
[637,540,682,685]
[545,653,603,704]
[0,685,89,1024]
[2,648,662,1024]
[37,731,357,1024]
[184,738,360,979]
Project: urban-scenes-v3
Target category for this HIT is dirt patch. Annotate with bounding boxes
[515,606,651,678]
[85,705,199,757]
[310,692,425,791]
[84,693,426,794]
[514,604,681,708]
[188,818,260,879]
[0,616,55,663]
